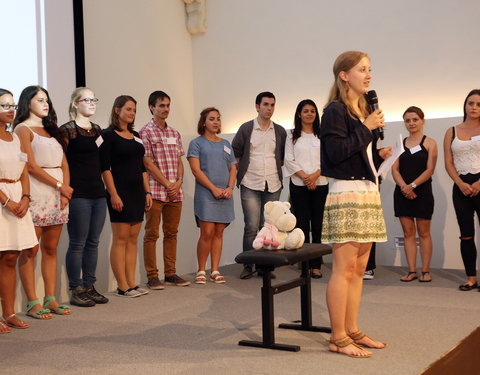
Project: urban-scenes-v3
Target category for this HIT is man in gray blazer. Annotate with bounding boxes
[232,92,287,279]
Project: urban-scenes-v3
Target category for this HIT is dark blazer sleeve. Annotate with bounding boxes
[320,102,372,166]
[232,124,245,159]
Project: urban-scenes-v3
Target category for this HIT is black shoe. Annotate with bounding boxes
[459,282,478,291]
[70,286,95,307]
[85,286,109,304]
[240,266,255,279]
[257,269,276,279]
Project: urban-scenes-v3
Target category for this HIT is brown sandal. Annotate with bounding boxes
[328,336,371,358]
[4,313,29,329]
[349,330,386,349]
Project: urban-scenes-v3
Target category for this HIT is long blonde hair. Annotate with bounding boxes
[326,51,370,119]
[68,87,93,120]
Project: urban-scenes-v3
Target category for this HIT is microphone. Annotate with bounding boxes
[366,90,384,140]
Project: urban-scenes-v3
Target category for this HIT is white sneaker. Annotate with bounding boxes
[134,286,149,295]
[115,288,142,298]
[363,270,374,280]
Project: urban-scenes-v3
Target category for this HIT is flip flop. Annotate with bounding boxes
[4,313,29,329]
[0,320,12,334]
[43,296,72,315]
[26,300,52,319]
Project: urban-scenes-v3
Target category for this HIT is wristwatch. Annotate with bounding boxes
[411,182,417,189]
[56,181,63,190]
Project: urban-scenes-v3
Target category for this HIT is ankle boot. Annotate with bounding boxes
[70,286,95,307]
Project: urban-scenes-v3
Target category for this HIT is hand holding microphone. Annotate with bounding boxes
[365,90,385,139]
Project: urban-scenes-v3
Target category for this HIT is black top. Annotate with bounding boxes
[99,129,146,223]
[320,102,381,183]
[398,135,431,185]
[99,129,146,186]
[59,120,105,199]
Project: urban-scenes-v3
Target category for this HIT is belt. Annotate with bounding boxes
[0,178,19,183]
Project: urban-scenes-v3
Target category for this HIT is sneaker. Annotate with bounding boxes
[70,286,95,307]
[363,270,375,280]
[115,288,142,298]
[147,277,165,290]
[133,286,149,295]
[85,286,109,304]
[240,266,255,279]
[164,274,191,287]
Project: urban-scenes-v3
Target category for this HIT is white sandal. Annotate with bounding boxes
[195,271,207,284]
[210,270,226,284]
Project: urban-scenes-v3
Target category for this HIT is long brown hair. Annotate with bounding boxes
[326,51,370,119]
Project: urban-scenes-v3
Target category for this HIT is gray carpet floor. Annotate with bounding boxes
[2,264,479,375]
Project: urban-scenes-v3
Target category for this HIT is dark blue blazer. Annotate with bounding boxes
[320,102,381,183]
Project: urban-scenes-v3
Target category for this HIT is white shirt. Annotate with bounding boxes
[241,118,281,192]
[283,131,328,186]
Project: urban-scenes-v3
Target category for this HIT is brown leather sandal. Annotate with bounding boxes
[349,330,386,349]
[328,336,371,358]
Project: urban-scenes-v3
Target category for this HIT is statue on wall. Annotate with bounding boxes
[184,0,207,35]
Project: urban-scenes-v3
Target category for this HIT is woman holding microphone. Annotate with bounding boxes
[320,51,391,358]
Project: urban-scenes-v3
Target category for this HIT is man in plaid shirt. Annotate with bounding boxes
[139,91,190,288]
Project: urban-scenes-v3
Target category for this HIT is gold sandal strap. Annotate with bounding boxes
[349,330,366,340]
[330,336,354,348]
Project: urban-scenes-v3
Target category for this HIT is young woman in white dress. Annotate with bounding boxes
[0,89,38,332]
[14,86,73,318]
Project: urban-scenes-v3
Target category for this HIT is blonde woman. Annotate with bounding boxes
[59,88,108,307]
[320,51,391,358]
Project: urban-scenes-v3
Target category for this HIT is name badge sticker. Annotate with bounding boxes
[166,137,177,145]
[134,136,144,145]
[409,145,422,154]
[312,139,320,147]
[471,135,480,142]
[95,136,104,147]
[19,152,28,162]
[224,145,231,154]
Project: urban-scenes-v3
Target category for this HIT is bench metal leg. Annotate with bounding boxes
[278,260,331,334]
[238,266,300,352]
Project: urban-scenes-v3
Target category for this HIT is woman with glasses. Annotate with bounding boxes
[0,89,37,331]
[14,85,72,319]
[59,88,108,307]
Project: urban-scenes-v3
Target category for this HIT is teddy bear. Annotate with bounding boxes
[252,201,305,250]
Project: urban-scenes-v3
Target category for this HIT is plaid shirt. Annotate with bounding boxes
[139,120,185,202]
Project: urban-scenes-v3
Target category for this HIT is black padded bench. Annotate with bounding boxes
[235,243,333,352]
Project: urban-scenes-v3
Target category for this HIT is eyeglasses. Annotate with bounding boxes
[78,98,99,104]
[0,104,18,111]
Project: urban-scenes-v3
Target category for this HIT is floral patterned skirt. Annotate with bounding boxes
[321,190,387,244]
[29,168,69,227]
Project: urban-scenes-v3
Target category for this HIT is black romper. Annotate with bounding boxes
[394,135,434,219]
[99,129,146,223]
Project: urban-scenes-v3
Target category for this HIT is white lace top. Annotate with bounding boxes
[451,134,480,175]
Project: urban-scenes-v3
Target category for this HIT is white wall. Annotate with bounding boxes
[13,0,480,310]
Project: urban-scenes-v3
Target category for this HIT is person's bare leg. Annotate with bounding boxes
[125,222,141,288]
[110,223,130,291]
[197,221,214,272]
[326,242,370,357]
[417,219,432,281]
[399,217,418,281]
[40,225,70,314]
[18,228,51,319]
[346,242,385,349]
[210,223,226,272]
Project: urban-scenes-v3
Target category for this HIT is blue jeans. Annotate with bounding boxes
[240,185,282,266]
[66,197,107,289]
